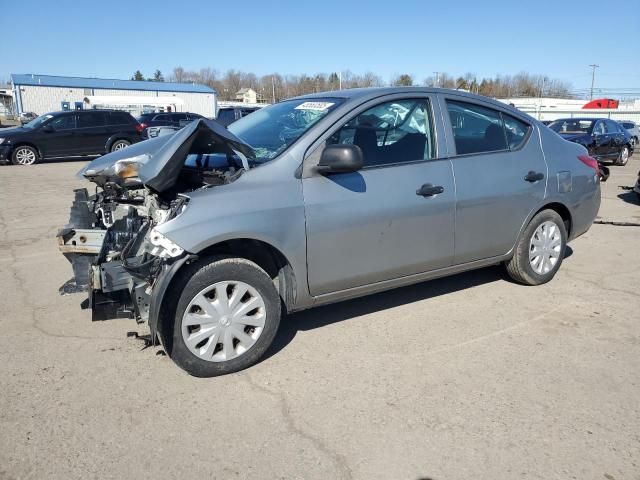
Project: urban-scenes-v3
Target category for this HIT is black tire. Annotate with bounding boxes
[505,209,567,286]
[11,145,39,165]
[110,139,130,152]
[167,256,281,377]
[615,145,630,166]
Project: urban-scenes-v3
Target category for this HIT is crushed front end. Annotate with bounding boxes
[56,119,255,334]
[57,184,187,323]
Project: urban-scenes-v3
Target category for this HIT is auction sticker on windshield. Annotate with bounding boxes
[295,101,335,111]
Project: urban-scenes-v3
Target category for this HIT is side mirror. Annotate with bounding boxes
[317,144,363,174]
[42,124,54,133]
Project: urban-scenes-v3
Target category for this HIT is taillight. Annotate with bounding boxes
[136,123,146,133]
[577,155,598,172]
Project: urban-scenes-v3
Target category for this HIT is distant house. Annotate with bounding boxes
[235,88,257,104]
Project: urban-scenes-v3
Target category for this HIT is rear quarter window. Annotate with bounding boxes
[109,111,135,125]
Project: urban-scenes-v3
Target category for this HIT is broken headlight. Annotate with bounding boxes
[113,155,148,180]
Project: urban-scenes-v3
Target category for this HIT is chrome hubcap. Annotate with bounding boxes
[529,221,562,275]
[15,148,36,165]
[621,148,628,163]
[181,281,266,362]
[113,142,128,151]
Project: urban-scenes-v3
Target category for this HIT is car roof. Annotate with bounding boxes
[551,117,603,122]
[44,109,132,116]
[294,86,516,111]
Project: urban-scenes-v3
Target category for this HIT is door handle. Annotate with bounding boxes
[524,171,544,182]
[416,183,444,197]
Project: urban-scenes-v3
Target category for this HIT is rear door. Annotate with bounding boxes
[303,95,455,295]
[75,111,109,154]
[593,120,612,158]
[606,120,624,156]
[442,96,546,264]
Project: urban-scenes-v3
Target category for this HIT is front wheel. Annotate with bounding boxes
[505,209,567,285]
[168,257,281,377]
[615,145,630,166]
[11,145,39,165]
[110,139,130,152]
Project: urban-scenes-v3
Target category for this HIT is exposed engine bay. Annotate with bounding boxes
[57,118,256,325]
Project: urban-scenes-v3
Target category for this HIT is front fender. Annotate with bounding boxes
[149,254,195,343]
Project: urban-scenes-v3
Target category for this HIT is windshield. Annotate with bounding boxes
[227,98,343,162]
[23,114,54,129]
[620,122,634,129]
[548,119,593,134]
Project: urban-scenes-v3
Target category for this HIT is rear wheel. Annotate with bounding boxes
[110,139,130,152]
[168,256,281,377]
[615,145,630,166]
[505,209,567,285]
[11,145,39,165]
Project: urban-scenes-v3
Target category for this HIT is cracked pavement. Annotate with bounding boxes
[0,156,639,480]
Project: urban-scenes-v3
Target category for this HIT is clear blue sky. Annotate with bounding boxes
[2,0,639,95]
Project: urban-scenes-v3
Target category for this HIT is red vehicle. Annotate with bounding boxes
[583,98,619,109]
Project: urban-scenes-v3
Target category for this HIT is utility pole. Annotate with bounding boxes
[271,75,276,103]
[339,72,342,90]
[539,77,547,100]
[589,64,599,100]
[433,71,441,87]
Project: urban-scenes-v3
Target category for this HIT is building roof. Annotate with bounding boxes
[11,73,215,94]
[236,88,255,94]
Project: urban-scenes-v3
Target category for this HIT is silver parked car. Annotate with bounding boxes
[619,120,639,147]
[58,88,601,377]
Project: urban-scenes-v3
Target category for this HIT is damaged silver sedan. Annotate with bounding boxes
[58,88,601,377]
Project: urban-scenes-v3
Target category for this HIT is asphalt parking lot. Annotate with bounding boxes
[1,157,639,480]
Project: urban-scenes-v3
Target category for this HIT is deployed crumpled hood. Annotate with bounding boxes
[79,119,255,192]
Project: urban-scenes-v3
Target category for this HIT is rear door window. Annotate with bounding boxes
[446,100,507,155]
[605,120,621,133]
[594,121,606,135]
[502,114,531,150]
[110,111,134,125]
[77,112,107,128]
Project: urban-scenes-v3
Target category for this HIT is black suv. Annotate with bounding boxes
[137,112,205,133]
[0,110,143,165]
[216,106,260,126]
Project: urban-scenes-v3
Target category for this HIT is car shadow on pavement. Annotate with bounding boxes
[617,190,640,206]
[265,248,576,362]
[265,265,506,362]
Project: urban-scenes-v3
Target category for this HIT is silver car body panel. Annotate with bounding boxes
[152,88,600,312]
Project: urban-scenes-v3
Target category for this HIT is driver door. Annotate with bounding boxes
[302,96,455,296]
[40,113,77,158]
